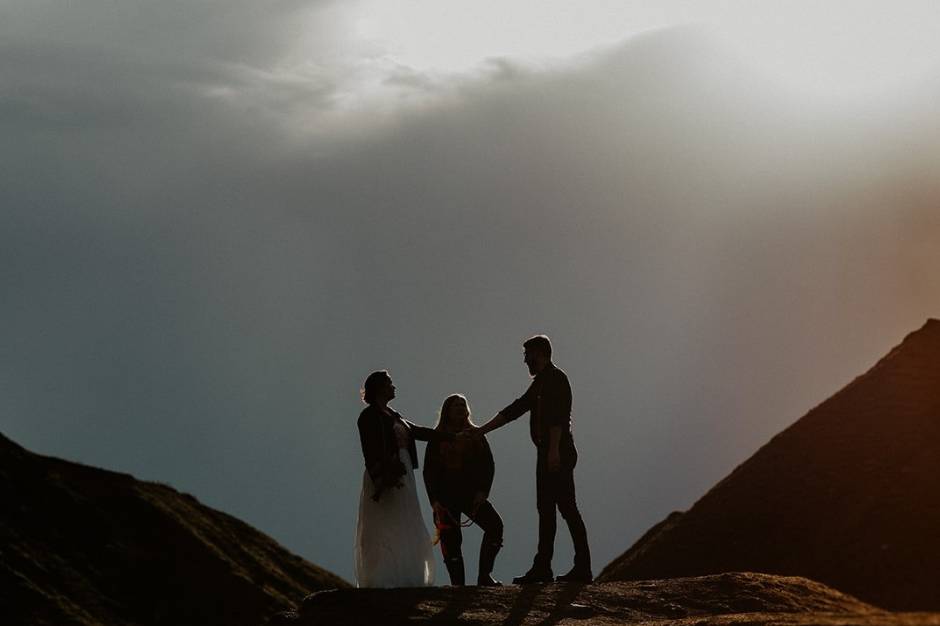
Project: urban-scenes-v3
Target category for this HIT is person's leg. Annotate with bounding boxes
[513,448,557,583]
[555,440,592,581]
[468,500,504,585]
[438,506,465,585]
[534,447,559,570]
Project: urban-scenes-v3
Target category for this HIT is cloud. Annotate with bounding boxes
[0,0,333,64]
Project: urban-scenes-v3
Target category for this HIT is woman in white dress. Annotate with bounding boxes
[354,370,456,587]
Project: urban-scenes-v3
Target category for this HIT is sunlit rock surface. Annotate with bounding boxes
[275,572,940,626]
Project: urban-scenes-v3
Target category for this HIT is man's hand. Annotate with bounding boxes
[432,500,448,521]
[472,413,508,439]
[461,424,483,439]
[463,424,486,441]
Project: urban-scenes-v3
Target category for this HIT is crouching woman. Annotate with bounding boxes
[423,394,504,586]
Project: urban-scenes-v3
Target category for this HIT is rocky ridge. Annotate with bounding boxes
[601,319,940,610]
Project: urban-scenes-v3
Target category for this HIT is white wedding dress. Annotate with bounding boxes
[354,422,435,587]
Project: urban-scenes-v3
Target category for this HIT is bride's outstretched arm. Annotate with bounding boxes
[407,420,456,442]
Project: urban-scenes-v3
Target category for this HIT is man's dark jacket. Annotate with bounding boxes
[500,362,573,446]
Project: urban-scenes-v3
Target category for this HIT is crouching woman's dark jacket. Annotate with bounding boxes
[358,405,454,500]
[423,433,495,512]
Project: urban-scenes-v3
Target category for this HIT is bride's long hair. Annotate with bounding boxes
[435,394,477,432]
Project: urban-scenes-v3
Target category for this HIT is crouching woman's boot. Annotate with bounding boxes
[477,539,503,586]
[444,555,465,586]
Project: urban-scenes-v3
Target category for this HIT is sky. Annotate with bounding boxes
[2,0,940,584]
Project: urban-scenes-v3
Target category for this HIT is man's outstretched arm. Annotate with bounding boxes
[475,412,509,436]
[469,382,533,437]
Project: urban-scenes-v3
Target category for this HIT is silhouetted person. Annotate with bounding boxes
[354,370,456,587]
[472,335,592,583]
[424,394,504,586]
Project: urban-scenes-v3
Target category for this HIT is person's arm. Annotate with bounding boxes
[475,412,509,436]
[357,410,384,484]
[423,441,451,525]
[470,438,495,514]
[422,441,443,506]
[480,437,495,494]
[472,381,535,437]
[546,425,562,472]
[407,420,456,443]
[542,371,572,472]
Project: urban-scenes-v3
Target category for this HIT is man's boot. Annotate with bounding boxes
[511,564,554,585]
[555,565,592,583]
[444,555,465,586]
[477,540,503,586]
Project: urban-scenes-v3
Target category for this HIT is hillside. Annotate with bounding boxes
[0,433,347,626]
[600,319,940,610]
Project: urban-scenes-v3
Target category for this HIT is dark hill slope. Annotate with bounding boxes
[600,319,940,610]
[0,433,347,626]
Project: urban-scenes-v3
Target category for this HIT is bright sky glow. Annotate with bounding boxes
[348,0,940,97]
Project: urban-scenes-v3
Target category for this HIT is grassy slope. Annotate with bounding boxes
[0,433,347,626]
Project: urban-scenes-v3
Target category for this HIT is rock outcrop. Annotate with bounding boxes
[601,319,940,610]
[276,572,940,626]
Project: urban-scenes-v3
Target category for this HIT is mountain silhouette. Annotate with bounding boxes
[0,433,347,626]
[600,319,940,610]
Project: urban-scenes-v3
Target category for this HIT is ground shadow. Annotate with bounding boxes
[500,584,588,626]
[531,584,589,626]
[502,585,544,626]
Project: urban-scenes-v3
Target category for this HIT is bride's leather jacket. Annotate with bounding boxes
[357,404,454,500]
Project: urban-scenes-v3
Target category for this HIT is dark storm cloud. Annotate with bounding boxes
[0,0,348,143]
[2,4,939,584]
[1,0,330,64]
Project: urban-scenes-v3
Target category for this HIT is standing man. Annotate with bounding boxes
[472,335,592,584]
